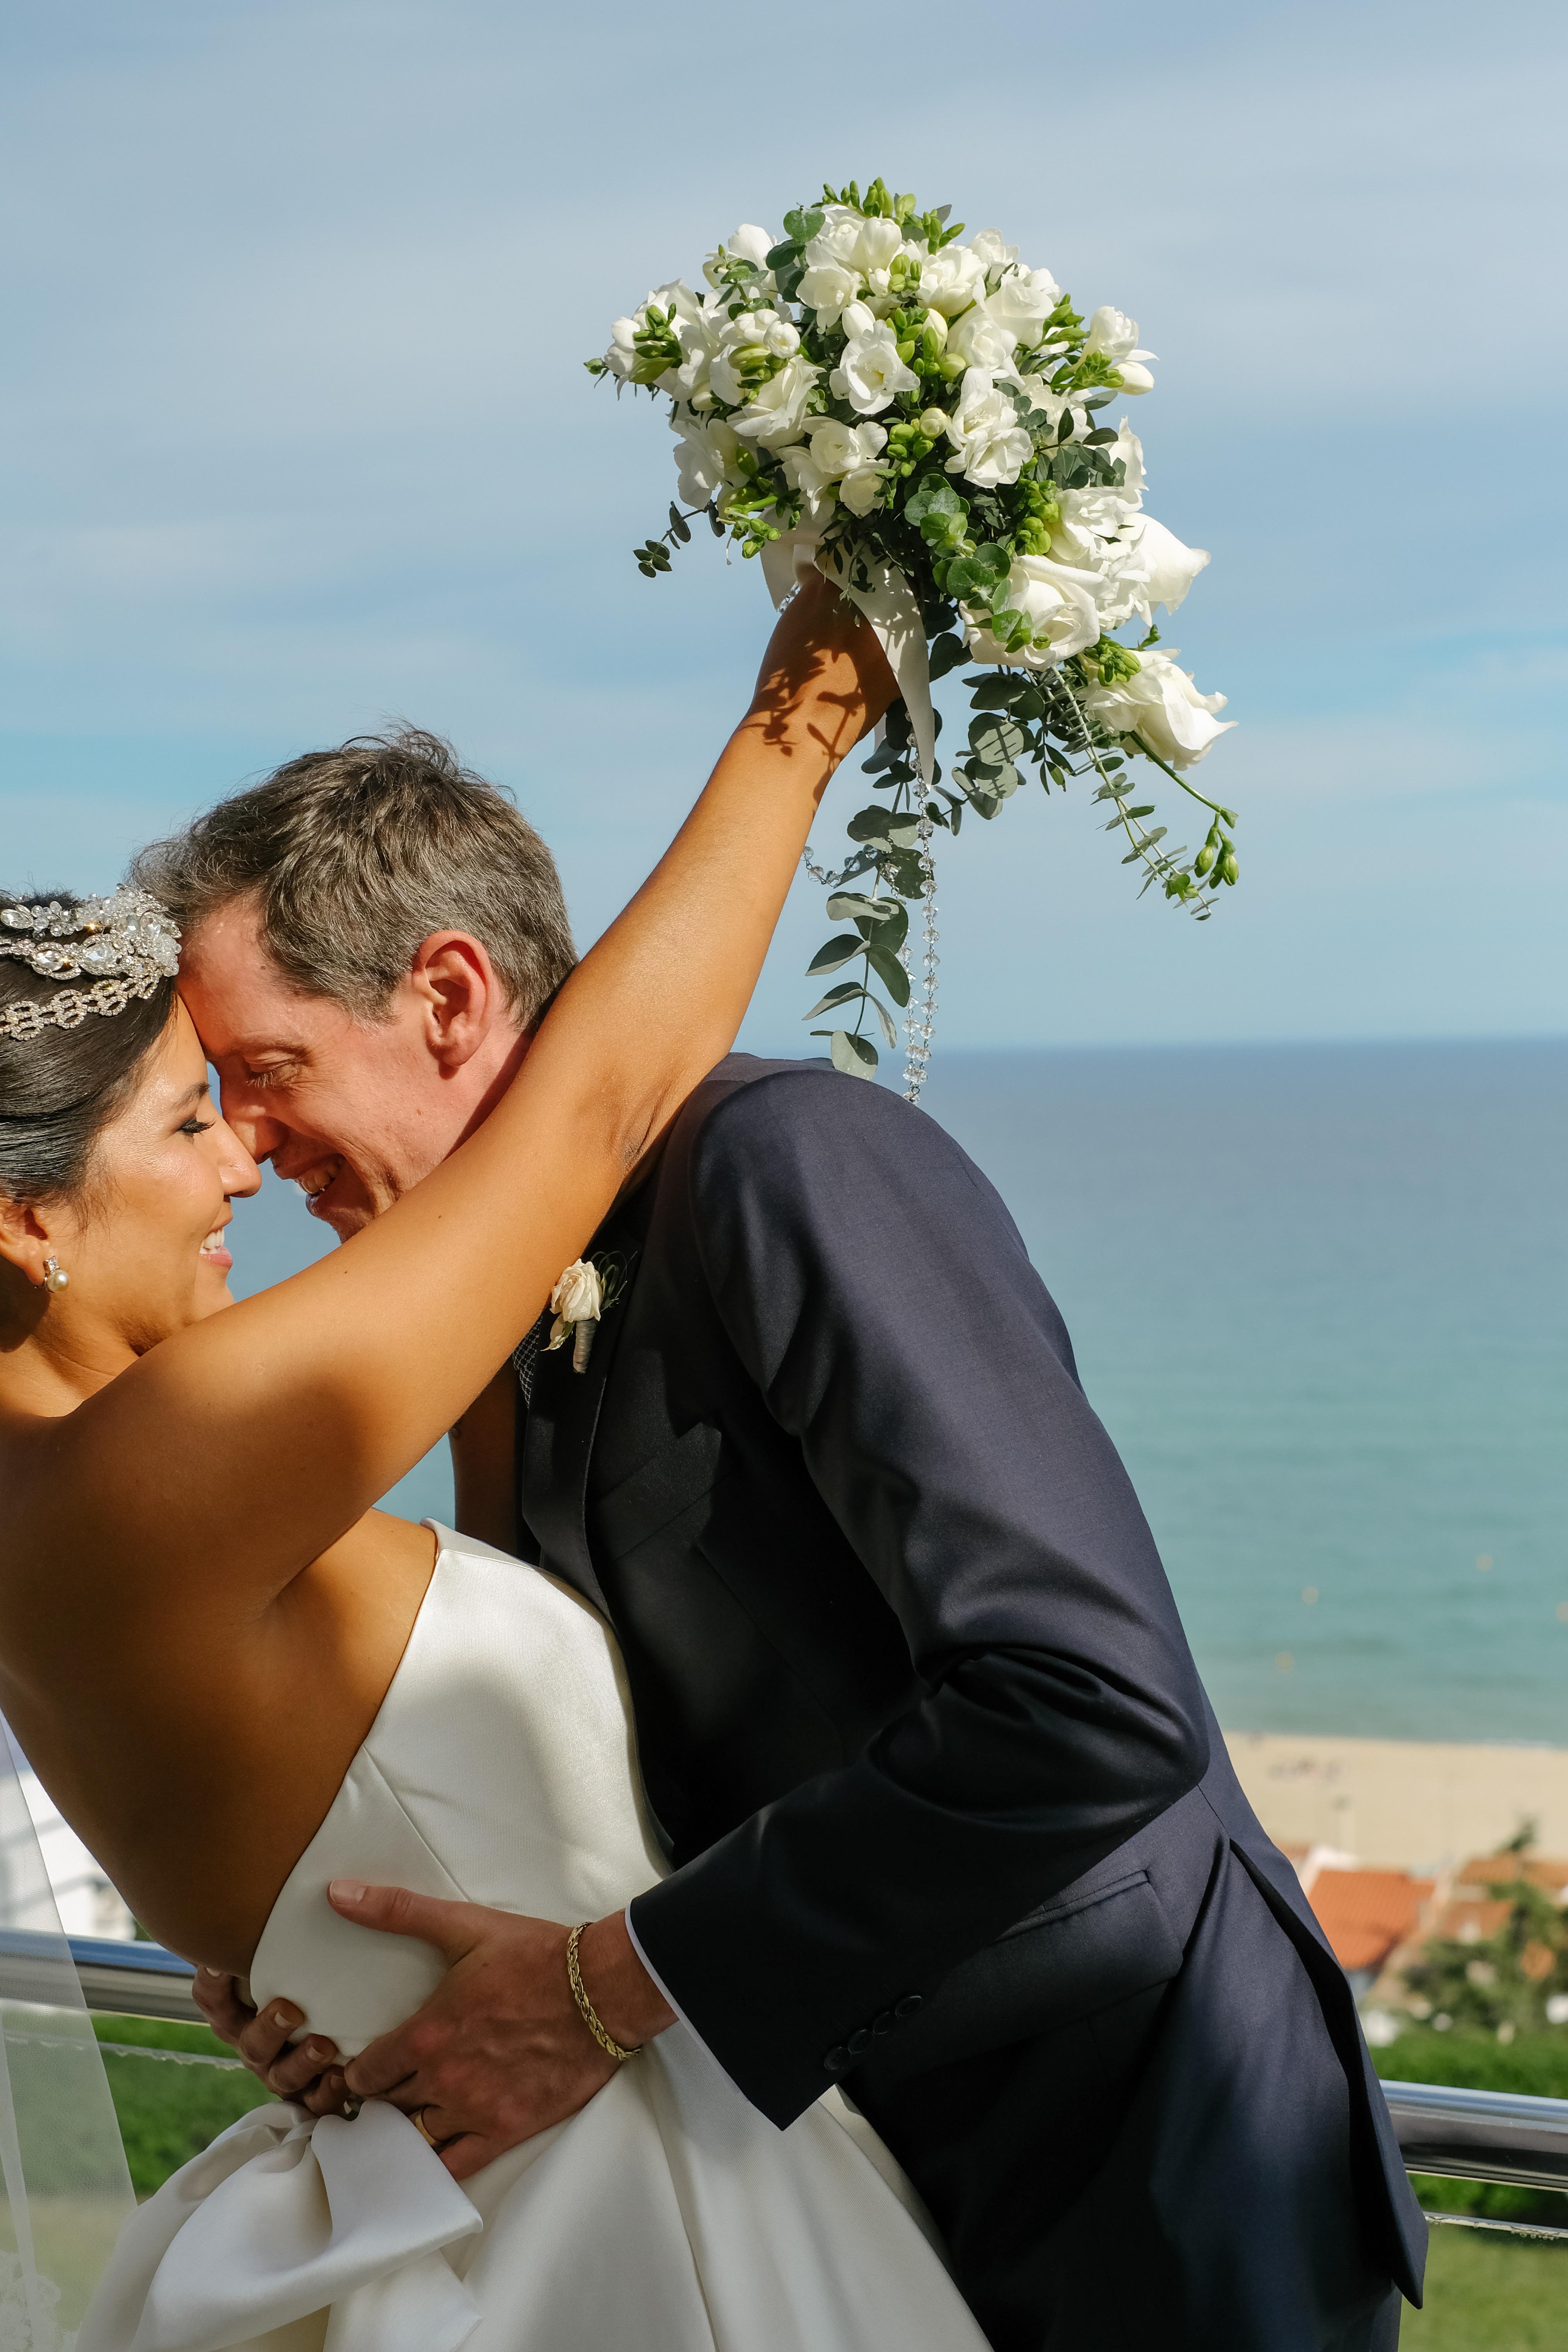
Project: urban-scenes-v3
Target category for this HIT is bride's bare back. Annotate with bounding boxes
[0,581,893,1972]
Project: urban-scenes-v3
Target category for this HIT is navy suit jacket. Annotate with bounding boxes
[519,1056,1425,2350]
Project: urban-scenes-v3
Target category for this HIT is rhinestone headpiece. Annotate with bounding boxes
[0,888,182,1043]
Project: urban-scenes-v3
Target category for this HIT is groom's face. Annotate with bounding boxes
[179,897,518,1241]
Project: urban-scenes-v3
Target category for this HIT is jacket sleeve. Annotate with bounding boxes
[628,1065,1209,2125]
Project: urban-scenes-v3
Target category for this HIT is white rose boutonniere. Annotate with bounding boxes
[546,1251,637,1373]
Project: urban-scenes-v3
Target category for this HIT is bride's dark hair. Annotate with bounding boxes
[0,891,178,1205]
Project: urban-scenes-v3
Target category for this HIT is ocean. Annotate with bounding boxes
[227,1037,1568,1749]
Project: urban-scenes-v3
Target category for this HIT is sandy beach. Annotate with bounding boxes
[1223,1730,1568,1873]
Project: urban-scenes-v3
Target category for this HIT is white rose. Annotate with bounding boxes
[548,1258,603,1339]
[964,553,1103,669]
[917,243,988,319]
[1085,304,1156,393]
[798,261,863,329]
[839,466,886,517]
[728,223,776,267]
[808,418,887,478]
[969,227,1019,272]
[670,414,741,508]
[987,264,1061,345]
[731,353,820,448]
[1079,649,1234,767]
[945,299,1018,372]
[942,368,1033,487]
[830,324,918,417]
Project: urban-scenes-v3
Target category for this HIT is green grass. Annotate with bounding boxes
[92,2011,278,2199]
[1402,2226,1568,2351]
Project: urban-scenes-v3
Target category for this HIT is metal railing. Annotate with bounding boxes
[5,1934,1565,2242]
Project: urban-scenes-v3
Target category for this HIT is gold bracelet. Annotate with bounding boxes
[566,1922,639,2064]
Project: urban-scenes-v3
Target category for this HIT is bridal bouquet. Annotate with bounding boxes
[589,178,1239,1094]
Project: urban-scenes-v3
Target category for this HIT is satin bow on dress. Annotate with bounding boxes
[79,1528,987,2352]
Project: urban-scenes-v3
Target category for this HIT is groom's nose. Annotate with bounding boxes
[218,1088,291,1165]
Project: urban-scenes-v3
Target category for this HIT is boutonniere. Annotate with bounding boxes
[547,1250,636,1374]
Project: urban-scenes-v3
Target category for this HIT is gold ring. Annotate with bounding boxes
[410,2106,441,2148]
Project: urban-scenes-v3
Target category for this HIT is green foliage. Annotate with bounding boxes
[92,2014,277,2200]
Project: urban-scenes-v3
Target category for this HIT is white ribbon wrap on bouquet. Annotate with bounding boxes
[760,532,936,785]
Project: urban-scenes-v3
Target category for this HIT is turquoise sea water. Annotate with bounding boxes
[228,1038,1568,1747]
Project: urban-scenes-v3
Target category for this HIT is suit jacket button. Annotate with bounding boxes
[894,1994,923,2019]
[823,2046,850,2075]
[847,2028,873,2056]
[872,2011,894,2036]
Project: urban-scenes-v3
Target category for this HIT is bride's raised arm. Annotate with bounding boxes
[44,579,893,1596]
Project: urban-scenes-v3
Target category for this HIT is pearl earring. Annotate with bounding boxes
[42,1257,68,1295]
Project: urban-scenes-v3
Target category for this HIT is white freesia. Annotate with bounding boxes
[943,369,1033,487]
[797,260,862,329]
[969,228,1018,273]
[917,242,988,319]
[963,553,1103,668]
[1114,516,1210,623]
[727,223,776,267]
[708,308,798,407]
[1078,649,1234,767]
[670,413,742,509]
[831,322,918,416]
[1084,304,1156,393]
[945,300,1018,372]
[839,466,887,516]
[804,205,905,279]
[808,418,888,478]
[730,352,820,448]
[602,279,703,382]
[987,264,1061,345]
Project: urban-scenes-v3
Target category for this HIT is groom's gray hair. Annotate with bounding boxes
[133,728,577,1027]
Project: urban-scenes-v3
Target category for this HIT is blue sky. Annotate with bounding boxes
[3,0,1565,1051]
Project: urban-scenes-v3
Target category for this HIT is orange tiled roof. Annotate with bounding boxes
[1435,1897,1513,1945]
[1308,1870,1433,1974]
[1453,1857,1568,1904]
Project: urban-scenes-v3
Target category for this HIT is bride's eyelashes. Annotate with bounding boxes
[178,1116,215,1138]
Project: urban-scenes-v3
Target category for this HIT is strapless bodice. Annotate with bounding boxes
[82,1527,987,2352]
[249,1524,667,2053]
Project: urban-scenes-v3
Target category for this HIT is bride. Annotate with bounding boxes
[0,581,989,2352]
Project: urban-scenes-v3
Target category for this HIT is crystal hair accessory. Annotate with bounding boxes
[0,888,181,1043]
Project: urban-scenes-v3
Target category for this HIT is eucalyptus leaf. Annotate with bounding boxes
[828,1028,878,1077]
[927,632,968,680]
[866,944,911,1005]
[804,980,867,1020]
[868,994,900,1050]
[807,933,866,976]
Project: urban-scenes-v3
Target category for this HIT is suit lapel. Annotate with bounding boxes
[519,1197,647,1620]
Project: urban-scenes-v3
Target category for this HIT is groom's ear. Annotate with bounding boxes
[407,931,508,1071]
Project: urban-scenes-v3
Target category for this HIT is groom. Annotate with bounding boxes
[149,727,1423,2352]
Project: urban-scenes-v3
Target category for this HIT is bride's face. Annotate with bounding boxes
[48,1002,262,1352]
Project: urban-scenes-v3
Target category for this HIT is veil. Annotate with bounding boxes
[0,1718,132,2348]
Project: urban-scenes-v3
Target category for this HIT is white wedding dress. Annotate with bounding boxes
[79,1528,989,2352]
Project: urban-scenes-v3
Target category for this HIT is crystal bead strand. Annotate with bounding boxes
[901,816,939,1106]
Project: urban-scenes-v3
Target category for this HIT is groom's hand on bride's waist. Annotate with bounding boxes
[328,1880,676,2180]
